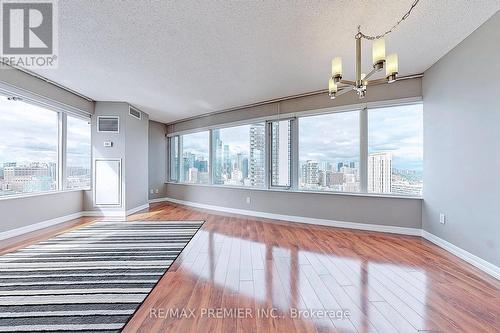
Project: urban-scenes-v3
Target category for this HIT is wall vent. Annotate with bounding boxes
[129,107,141,120]
[97,116,119,133]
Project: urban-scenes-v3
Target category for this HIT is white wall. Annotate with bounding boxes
[83,102,149,212]
[149,121,168,200]
[0,190,83,233]
[422,11,500,266]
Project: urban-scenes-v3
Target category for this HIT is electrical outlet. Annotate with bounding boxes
[155,189,159,194]
[439,213,446,224]
[150,189,154,194]
[246,197,251,204]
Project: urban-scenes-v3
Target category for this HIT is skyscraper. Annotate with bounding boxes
[213,129,223,184]
[249,123,265,187]
[368,152,392,193]
[301,160,319,186]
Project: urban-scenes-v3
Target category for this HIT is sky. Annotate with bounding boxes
[181,104,423,172]
[0,96,91,168]
[299,104,423,171]
[368,104,423,171]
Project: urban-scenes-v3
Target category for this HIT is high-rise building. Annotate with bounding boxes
[320,161,331,172]
[187,167,198,183]
[368,152,392,193]
[249,124,265,187]
[301,160,319,186]
[213,130,223,184]
[242,157,249,180]
[223,144,231,173]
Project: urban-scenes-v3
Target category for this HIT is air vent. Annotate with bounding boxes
[97,116,119,133]
[129,107,141,120]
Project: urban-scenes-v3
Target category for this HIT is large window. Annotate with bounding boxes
[0,95,59,196]
[0,94,92,197]
[270,119,292,187]
[179,131,210,184]
[368,104,423,196]
[299,111,360,192]
[66,116,91,189]
[213,123,265,187]
[167,102,423,197]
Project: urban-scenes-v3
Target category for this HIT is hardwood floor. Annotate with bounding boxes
[1,202,499,332]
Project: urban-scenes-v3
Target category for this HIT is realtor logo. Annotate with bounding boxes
[0,0,58,67]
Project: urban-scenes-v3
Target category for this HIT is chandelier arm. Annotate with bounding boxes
[362,68,379,81]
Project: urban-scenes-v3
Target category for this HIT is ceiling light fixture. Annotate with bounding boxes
[328,0,420,99]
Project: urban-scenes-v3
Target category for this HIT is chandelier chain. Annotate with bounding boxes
[357,0,420,40]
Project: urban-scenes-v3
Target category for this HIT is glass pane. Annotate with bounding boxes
[0,95,58,196]
[271,120,291,187]
[368,104,423,196]
[213,123,265,187]
[169,136,179,181]
[180,131,209,184]
[66,116,91,189]
[299,111,360,192]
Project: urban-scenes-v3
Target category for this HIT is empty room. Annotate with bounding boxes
[0,1,499,332]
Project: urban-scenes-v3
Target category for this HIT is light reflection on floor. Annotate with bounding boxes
[183,229,428,332]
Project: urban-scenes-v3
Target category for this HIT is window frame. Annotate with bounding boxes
[176,130,211,185]
[267,118,294,189]
[0,87,92,199]
[167,135,180,183]
[65,114,92,190]
[297,109,362,193]
[165,98,423,198]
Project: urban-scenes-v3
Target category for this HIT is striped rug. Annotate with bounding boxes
[0,220,203,332]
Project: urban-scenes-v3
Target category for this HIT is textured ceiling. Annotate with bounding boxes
[32,1,499,122]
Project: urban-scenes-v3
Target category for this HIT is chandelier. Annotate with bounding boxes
[328,0,420,99]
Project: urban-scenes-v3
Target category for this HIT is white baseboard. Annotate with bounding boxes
[82,203,150,217]
[0,211,84,241]
[0,203,151,242]
[149,197,169,204]
[126,203,150,215]
[150,197,422,236]
[422,230,500,280]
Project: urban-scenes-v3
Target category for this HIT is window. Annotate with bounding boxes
[166,101,422,197]
[270,119,292,187]
[169,136,179,182]
[179,131,210,184]
[368,104,423,196]
[66,116,91,189]
[0,95,58,196]
[213,123,265,187]
[299,111,360,192]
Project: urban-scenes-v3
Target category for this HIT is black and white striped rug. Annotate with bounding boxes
[0,220,204,332]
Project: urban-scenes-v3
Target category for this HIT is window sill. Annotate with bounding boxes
[165,181,422,200]
[0,189,89,202]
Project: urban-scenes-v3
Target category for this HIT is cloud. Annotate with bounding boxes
[0,99,91,167]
